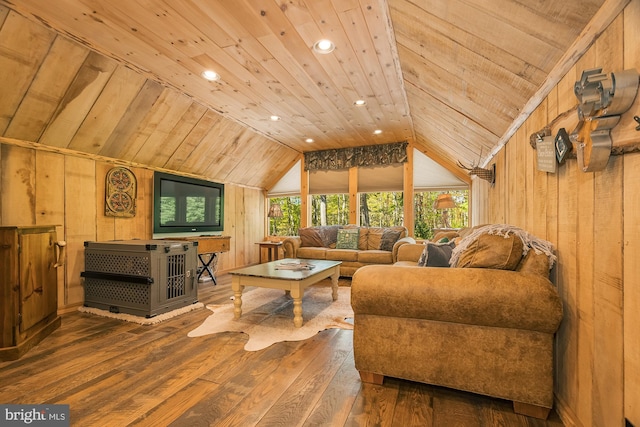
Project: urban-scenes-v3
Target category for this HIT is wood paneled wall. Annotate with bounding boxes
[0,141,265,311]
[477,2,640,425]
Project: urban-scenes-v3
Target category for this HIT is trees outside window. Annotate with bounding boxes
[267,196,301,236]
[310,194,349,226]
[359,192,403,227]
[269,189,467,238]
[414,190,469,240]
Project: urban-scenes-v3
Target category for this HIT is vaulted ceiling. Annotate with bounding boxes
[0,0,609,189]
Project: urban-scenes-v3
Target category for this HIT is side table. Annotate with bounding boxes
[255,241,283,263]
[162,236,230,285]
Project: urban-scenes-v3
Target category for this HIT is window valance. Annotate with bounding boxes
[304,141,408,171]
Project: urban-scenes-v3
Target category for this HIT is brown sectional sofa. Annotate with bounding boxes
[282,225,414,277]
[351,225,563,419]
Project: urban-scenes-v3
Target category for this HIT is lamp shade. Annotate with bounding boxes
[268,203,283,218]
[434,194,456,210]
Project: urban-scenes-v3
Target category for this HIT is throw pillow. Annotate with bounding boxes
[379,229,401,251]
[455,233,523,270]
[319,225,341,248]
[336,228,360,249]
[298,227,324,247]
[516,250,550,276]
[417,241,456,267]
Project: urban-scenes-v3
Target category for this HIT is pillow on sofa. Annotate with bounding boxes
[417,241,456,267]
[379,229,401,251]
[319,225,341,248]
[336,228,359,249]
[299,227,324,247]
[455,233,524,270]
[516,249,550,276]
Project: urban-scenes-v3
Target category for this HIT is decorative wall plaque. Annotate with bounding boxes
[554,128,572,165]
[536,136,557,173]
[105,167,137,217]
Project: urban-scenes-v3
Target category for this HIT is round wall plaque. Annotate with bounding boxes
[105,167,137,217]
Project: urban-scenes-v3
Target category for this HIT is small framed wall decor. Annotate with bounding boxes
[536,135,557,173]
[105,166,137,217]
[555,128,572,165]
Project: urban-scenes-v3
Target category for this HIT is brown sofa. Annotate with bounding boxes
[282,225,413,277]
[351,225,563,419]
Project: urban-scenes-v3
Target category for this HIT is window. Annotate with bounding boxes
[310,194,350,226]
[267,196,301,236]
[359,192,404,227]
[414,190,469,240]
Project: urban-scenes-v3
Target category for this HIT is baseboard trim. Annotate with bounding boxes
[555,394,583,427]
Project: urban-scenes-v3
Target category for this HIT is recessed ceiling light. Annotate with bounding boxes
[373,129,382,135]
[305,138,314,143]
[202,70,220,81]
[270,115,281,121]
[313,39,335,54]
[354,99,366,106]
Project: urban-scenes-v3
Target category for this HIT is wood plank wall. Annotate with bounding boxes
[0,142,265,311]
[476,1,640,425]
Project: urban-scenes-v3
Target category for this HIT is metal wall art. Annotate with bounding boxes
[571,68,639,171]
[105,166,137,217]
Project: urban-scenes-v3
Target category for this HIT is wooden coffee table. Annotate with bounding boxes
[228,259,341,327]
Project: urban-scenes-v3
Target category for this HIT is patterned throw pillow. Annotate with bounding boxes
[417,241,456,267]
[336,228,360,249]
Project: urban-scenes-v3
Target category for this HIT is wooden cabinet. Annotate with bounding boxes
[0,225,63,361]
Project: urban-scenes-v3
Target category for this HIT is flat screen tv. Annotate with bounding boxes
[153,172,224,237]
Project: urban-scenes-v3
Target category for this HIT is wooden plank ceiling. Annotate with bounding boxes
[0,0,605,189]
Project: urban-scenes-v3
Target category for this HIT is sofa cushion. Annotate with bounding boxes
[336,228,359,249]
[297,247,327,259]
[367,226,405,250]
[326,249,359,262]
[456,233,524,270]
[358,250,393,264]
[417,241,455,267]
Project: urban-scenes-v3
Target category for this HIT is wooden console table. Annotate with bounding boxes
[166,236,230,285]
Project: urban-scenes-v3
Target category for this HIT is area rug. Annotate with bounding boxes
[78,302,205,325]
[188,280,354,351]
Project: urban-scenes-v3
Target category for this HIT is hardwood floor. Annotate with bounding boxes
[0,274,565,426]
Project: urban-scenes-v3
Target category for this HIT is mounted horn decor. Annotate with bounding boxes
[457,161,495,185]
[571,68,639,172]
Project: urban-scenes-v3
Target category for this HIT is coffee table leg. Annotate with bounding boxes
[291,286,303,328]
[232,278,244,319]
[331,266,340,301]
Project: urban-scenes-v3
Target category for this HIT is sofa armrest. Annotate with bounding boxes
[282,236,301,258]
[352,265,563,333]
[391,236,416,262]
[396,243,425,263]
